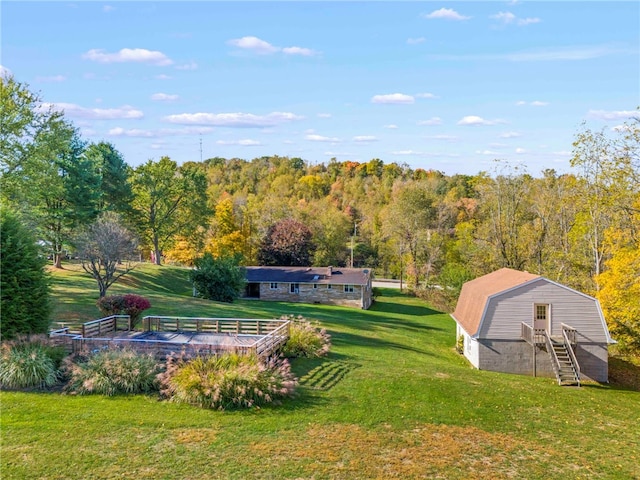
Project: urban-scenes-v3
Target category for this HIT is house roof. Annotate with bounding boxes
[451,268,540,336]
[245,266,372,286]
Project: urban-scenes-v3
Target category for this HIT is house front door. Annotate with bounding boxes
[534,304,551,332]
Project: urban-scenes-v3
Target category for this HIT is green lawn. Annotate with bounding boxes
[2,262,639,479]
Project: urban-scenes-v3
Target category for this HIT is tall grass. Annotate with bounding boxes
[280,315,331,358]
[64,348,159,396]
[0,337,60,389]
[159,353,297,410]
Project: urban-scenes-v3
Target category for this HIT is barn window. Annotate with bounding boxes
[535,304,548,320]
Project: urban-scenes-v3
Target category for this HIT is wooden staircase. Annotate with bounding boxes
[522,322,582,386]
[548,338,580,386]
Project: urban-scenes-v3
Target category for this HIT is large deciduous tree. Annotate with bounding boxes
[1,76,101,268]
[75,212,139,298]
[0,207,51,339]
[131,156,209,265]
[258,218,314,266]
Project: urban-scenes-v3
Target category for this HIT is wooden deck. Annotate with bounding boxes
[50,315,290,359]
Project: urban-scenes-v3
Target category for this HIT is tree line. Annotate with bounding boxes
[1,75,638,352]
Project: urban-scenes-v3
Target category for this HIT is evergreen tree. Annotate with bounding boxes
[0,208,51,339]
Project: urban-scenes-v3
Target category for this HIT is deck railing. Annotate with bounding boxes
[82,315,131,337]
[521,323,546,346]
[142,316,287,336]
[63,316,290,359]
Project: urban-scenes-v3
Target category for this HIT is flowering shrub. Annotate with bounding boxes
[159,353,297,410]
[280,315,331,358]
[96,294,151,327]
[0,336,62,389]
[64,348,159,396]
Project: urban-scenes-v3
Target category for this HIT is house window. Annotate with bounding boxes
[344,285,354,293]
[327,284,332,290]
[313,284,318,289]
[290,283,300,294]
[270,282,278,290]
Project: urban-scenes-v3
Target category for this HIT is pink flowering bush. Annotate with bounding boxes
[158,353,297,410]
[96,294,151,327]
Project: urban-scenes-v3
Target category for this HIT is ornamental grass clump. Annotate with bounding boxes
[0,336,61,389]
[159,353,297,410]
[280,315,331,358]
[64,348,159,396]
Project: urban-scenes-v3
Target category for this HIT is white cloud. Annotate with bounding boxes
[518,17,541,26]
[306,134,340,143]
[476,150,499,155]
[227,36,279,54]
[490,11,540,26]
[457,115,500,126]
[164,111,303,127]
[216,139,262,146]
[515,148,527,154]
[418,117,443,126]
[587,109,636,121]
[227,37,318,56]
[499,131,522,138]
[371,93,415,104]
[324,151,355,157]
[425,134,457,141]
[151,93,179,101]
[428,44,634,62]
[103,5,114,12]
[108,126,214,137]
[352,135,378,142]
[416,92,438,99]
[407,37,426,45]
[35,75,66,82]
[0,65,13,77]
[317,113,332,118]
[283,140,295,145]
[151,143,166,150]
[516,100,549,106]
[423,8,470,20]
[155,74,172,80]
[82,48,173,66]
[43,102,144,119]
[175,61,198,70]
[392,150,423,155]
[108,127,155,137]
[384,124,399,129]
[282,46,318,56]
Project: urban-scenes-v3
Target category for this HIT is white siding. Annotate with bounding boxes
[457,323,480,368]
[478,278,608,343]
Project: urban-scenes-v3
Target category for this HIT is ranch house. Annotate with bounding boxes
[451,268,614,385]
[244,266,373,309]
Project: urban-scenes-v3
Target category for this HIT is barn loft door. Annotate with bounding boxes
[534,304,551,333]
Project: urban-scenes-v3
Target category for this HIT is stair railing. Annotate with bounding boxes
[543,331,563,385]
[562,326,581,386]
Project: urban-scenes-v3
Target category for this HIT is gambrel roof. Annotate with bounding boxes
[452,268,540,336]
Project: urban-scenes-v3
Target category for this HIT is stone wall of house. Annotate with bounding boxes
[258,282,369,309]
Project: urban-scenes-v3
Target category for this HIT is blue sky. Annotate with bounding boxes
[2,1,638,175]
